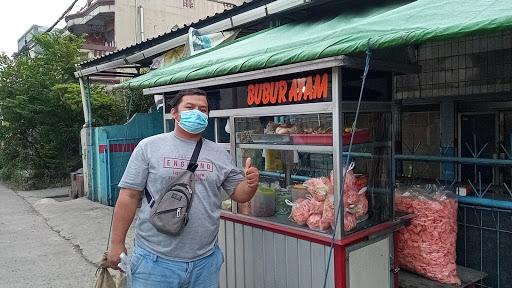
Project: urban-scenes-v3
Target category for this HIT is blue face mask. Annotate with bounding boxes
[177,109,209,134]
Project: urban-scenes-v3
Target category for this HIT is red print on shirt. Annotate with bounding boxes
[163,158,214,172]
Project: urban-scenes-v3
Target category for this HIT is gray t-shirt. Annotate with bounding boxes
[119,132,244,261]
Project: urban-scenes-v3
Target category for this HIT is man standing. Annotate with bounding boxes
[107,89,259,287]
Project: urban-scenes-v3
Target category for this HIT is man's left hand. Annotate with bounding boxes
[244,158,259,189]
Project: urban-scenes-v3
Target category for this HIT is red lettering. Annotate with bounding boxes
[270,82,278,104]
[314,73,329,99]
[296,78,306,101]
[278,81,287,104]
[247,84,255,105]
[262,83,271,104]
[254,84,262,105]
[289,79,298,102]
[304,76,313,100]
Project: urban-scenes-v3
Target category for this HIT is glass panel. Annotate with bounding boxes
[342,68,392,102]
[213,117,230,143]
[400,111,441,181]
[216,117,232,211]
[503,112,512,199]
[235,114,333,146]
[233,113,334,234]
[342,111,393,233]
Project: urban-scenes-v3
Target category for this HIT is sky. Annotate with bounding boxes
[0,0,87,56]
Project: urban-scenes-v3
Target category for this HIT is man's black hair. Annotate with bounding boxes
[170,89,208,108]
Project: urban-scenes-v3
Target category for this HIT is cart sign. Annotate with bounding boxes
[246,72,329,106]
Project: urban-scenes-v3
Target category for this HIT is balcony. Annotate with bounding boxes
[82,43,117,58]
[65,0,115,35]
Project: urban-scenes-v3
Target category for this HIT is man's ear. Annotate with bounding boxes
[171,108,178,120]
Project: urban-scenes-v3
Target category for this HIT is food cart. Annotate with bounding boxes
[156,56,411,288]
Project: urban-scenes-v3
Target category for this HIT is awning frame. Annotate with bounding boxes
[142,55,419,95]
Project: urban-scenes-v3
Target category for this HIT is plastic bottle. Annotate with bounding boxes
[118,252,132,288]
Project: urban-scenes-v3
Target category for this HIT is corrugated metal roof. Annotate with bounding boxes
[120,0,512,90]
[78,0,272,69]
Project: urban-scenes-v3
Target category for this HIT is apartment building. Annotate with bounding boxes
[65,0,244,59]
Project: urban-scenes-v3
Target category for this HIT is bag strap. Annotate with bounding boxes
[145,138,203,207]
[187,138,203,173]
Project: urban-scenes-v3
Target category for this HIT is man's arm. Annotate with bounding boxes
[230,158,259,203]
[107,188,141,269]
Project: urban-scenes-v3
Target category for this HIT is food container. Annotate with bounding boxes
[342,129,371,144]
[236,130,255,143]
[250,184,276,217]
[275,188,292,215]
[289,184,309,201]
[251,134,291,144]
[290,129,371,146]
[290,134,333,145]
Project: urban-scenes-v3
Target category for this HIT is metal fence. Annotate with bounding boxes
[457,204,512,288]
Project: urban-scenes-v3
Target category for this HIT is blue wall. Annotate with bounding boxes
[89,109,164,206]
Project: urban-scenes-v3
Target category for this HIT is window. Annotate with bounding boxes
[183,0,194,8]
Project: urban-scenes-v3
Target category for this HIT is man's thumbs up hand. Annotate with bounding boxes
[244,157,259,189]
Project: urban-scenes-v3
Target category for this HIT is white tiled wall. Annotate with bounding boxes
[396,30,512,99]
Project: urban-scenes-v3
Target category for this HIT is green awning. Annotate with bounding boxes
[120,0,512,90]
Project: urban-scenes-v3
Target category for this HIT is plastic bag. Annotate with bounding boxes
[395,185,461,285]
[94,253,117,288]
[287,197,330,232]
[306,213,323,230]
[303,177,330,201]
[287,198,311,225]
[306,196,325,214]
[344,212,357,232]
[347,195,368,220]
[321,195,335,230]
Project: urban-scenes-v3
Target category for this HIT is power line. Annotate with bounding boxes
[46,0,80,33]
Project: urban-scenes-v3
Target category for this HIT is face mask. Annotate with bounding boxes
[177,109,208,134]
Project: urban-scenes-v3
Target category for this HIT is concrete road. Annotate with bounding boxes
[0,183,97,288]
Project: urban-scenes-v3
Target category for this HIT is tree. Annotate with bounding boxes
[115,88,156,121]
[0,32,127,188]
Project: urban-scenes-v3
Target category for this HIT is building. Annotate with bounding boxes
[16,24,50,57]
[74,1,512,287]
[65,0,244,60]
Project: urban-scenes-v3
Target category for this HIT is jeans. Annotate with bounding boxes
[130,244,224,288]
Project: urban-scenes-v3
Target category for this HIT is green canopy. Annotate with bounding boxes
[120,0,512,90]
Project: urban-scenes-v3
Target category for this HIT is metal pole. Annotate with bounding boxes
[79,77,91,125]
[79,77,93,197]
[139,5,145,41]
[394,154,512,166]
[331,66,343,239]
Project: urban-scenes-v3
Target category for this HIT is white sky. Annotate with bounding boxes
[0,0,87,56]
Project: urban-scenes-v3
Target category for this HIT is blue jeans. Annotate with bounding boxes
[130,244,224,288]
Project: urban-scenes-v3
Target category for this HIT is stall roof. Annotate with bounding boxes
[119,0,512,91]
[75,0,340,77]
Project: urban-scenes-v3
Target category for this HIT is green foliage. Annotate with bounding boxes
[115,88,155,121]
[0,32,134,189]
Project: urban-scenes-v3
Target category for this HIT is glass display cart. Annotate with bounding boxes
[161,57,410,288]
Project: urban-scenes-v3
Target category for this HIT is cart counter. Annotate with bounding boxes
[218,212,411,288]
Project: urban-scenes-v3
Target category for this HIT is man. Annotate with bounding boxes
[107,89,259,287]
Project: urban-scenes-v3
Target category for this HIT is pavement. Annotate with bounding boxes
[0,183,136,288]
